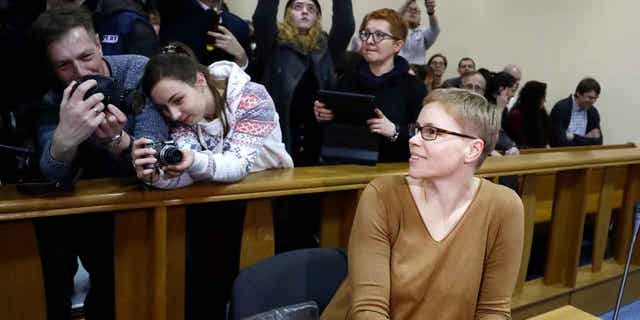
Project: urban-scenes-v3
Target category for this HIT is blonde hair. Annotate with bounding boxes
[277,7,323,53]
[423,88,500,166]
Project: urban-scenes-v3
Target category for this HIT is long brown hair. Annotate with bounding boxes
[142,54,230,137]
[277,7,323,53]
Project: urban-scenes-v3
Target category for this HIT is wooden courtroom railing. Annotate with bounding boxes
[1,147,640,319]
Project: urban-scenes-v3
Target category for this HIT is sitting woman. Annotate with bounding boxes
[314,8,427,162]
[478,68,519,155]
[427,53,447,88]
[508,80,551,148]
[322,89,524,320]
[131,53,293,188]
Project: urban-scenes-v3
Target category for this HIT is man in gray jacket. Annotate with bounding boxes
[31,6,167,319]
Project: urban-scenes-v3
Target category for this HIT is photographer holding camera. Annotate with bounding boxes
[30,6,168,319]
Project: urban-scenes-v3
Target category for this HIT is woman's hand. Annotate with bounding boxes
[367,108,396,138]
[313,100,334,122]
[132,138,159,183]
[162,150,195,178]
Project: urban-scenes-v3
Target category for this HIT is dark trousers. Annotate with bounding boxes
[273,195,322,254]
[185,201,246,320]
[34,213,115,320]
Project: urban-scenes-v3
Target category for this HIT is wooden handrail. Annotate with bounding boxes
[519,143,636,154]
[1,148,640,221]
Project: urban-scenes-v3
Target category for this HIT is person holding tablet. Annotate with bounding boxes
[321,88,524,319]
[314,8,426,162]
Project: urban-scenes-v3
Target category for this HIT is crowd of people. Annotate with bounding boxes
[0,0,606,319]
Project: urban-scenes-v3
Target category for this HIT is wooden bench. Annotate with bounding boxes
[1,147,640,319]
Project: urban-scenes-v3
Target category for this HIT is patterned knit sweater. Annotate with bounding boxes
[152,61,293,189]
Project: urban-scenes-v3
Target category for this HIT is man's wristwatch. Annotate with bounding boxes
[105,130,124,147]
[389,125,400,142]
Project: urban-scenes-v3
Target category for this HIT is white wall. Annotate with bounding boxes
[228,0,640,144]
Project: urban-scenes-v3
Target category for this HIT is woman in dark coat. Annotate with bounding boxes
[253,0,354,166]
[314,8,427,163]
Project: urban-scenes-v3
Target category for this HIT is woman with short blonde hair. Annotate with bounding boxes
[322,88,524,319]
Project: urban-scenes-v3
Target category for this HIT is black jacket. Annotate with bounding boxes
[550,96,602,146]
[93,0,159,57]
[334,56,427,162]
[253,0,354,151]
[158,0,251,66]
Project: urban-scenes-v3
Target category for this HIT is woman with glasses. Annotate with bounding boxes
[322,89,524,320]
[252,0,354,166]
[314,8,427,162]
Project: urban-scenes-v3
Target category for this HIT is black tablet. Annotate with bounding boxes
[316,90,376,126]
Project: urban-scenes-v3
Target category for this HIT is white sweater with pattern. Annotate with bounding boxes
[152,61,293,189]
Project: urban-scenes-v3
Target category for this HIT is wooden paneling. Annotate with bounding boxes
[166,207,186,320]
[592,168,616,272]
[114,207,180,320]
[516,174,538,294]
[616,164,640,264]
[545,170,590,287]
[0,147,639,320]
[239,199,275,269]
[320,190,361,248]
[0,221,46,320]
[114,209,153,319]
[572,261,640,315]
[526,305,599,320]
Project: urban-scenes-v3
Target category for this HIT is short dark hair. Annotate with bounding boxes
[30,6,95,54]
[575,77,601,95]
[427,53,448,68]
[458,57,475,69]
[478,68,516,104]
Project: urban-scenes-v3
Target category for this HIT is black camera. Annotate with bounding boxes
[70,74,145,115]
[146,140,183,166]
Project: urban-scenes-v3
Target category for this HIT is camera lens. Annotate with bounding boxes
[159,146,183,165]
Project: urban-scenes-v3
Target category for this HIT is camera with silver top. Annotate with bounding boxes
[146,140,183,166]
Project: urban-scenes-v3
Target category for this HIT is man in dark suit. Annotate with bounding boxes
[550,77,603,147]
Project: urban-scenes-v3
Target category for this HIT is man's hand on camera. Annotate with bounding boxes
[132,138,159,184]
[51,79,106,162]
[96,104,129,153]
[162,150,194,178]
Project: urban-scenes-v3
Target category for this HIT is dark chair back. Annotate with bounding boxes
[228,248,348,320]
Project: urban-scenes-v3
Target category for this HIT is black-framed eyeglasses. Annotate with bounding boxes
[358,30,399,43]
[410,123,480,141]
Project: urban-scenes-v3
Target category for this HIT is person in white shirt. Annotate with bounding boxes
[398,0,440,65]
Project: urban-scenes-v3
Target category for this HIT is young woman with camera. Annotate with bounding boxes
[130,49,293,317]
[131,53,292,188]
